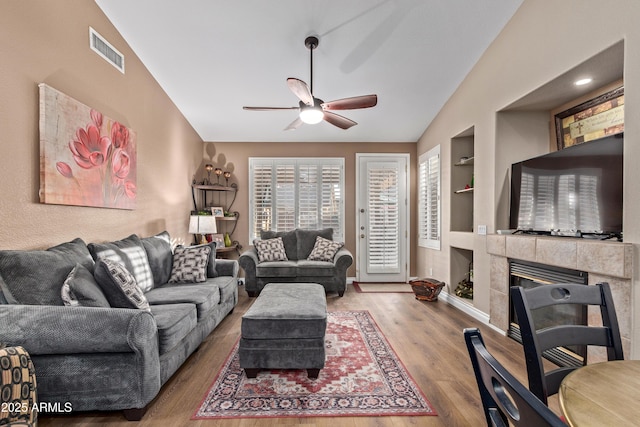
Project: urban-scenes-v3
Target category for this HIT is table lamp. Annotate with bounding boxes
[189,215,217,244]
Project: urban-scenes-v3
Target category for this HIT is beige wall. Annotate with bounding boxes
[199,142,418,277]
[0,0,203,249]
[416,0,640,357]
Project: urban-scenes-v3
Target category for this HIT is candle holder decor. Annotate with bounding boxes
[223,171,231,186]
[205,164,213,184]
[214,167,223,185]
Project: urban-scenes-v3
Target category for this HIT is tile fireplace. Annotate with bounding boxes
[509,260,588,367]
[487,234,633,362]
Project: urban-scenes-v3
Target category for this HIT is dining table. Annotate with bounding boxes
[558,359,640,426]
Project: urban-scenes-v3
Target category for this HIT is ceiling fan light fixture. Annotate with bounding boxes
[299,106,324,124]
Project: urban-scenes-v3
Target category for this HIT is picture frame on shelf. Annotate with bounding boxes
[554,86,624,150]
[211,206,224,217]
[211,234,225,249]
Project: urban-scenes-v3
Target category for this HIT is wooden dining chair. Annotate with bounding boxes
[511,282,624,404]
[464,328,566,427]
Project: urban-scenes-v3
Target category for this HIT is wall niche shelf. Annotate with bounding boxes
[454,156,474,166]
[454,187,474,194]
[451,127,475,233]
[450,246,474,304]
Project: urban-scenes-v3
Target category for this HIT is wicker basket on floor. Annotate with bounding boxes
[409,278,445,302]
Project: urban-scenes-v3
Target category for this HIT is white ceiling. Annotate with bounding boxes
[95,0,523,143]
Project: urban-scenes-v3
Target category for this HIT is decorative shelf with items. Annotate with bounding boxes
[191,165,241,257]
[451,127,475,232]
[450,246,474,304]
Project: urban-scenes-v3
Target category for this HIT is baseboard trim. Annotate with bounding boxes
[438,292,506,336]
[348,278,505,336]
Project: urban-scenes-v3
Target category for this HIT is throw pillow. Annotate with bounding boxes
[93,258,150,312]
[0,275,14,305]
[297,228,334,260]
[307,236,344,262]
[168,245,211,284]
[88,234,154,293]
[61,263,110,308]
[177,242,217,278]
[0,238,94,306]
[254,237,288,263]
[261,229,297,260]
[141,231,173,286]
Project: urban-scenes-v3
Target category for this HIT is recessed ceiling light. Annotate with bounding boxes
[575,78,593,86]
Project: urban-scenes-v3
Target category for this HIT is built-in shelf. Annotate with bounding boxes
[454,187,474,194]
[450,246,474,302]
[454,156,474,166]
[451,127,475,233]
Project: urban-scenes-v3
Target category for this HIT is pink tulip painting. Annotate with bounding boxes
[39,84,137,209]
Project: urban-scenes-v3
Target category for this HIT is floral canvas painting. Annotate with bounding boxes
[39,84,136,209]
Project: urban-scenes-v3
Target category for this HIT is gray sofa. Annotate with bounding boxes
[0,232,238,420]
[238,228,352,297]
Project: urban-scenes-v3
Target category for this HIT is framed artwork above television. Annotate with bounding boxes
[554,86,624,150]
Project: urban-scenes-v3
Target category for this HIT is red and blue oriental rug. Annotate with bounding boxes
[193,310,436,419]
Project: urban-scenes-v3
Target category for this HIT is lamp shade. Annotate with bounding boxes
[189,215,217,234]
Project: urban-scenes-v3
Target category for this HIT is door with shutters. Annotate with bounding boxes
[356,154,409,283]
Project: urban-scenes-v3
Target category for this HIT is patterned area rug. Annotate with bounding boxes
[352,281,413,293]
[193,310,436,419]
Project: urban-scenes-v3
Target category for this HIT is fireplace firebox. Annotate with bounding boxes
[508,259,588,367]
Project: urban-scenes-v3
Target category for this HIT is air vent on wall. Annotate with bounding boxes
[89,27,125,73]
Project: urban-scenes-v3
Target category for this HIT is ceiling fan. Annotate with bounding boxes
[243,36,377,130]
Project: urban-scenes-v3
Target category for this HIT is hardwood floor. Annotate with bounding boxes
[38,284,547,426]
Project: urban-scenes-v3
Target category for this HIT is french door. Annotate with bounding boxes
[356,154,409,283]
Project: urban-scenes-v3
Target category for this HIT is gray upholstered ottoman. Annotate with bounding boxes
[239,282,327,378]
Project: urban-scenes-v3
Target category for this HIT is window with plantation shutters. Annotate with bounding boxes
[249,158,344,242]
[418,146,440,249]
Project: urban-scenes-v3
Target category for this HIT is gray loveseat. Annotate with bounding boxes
[238,228,352,297]
[0,231,238,420]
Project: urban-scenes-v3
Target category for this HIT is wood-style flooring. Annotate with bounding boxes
[38,283,558,426]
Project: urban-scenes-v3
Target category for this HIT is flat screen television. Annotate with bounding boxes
[509,134,623,238]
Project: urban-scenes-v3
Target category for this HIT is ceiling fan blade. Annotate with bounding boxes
[243,106,299,111]
[322,94,378,110]
[287,78,313,105]
[284,117,304,131]
[323,111,357,130]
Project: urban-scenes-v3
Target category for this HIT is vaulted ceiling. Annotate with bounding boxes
[95,0,523,143]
